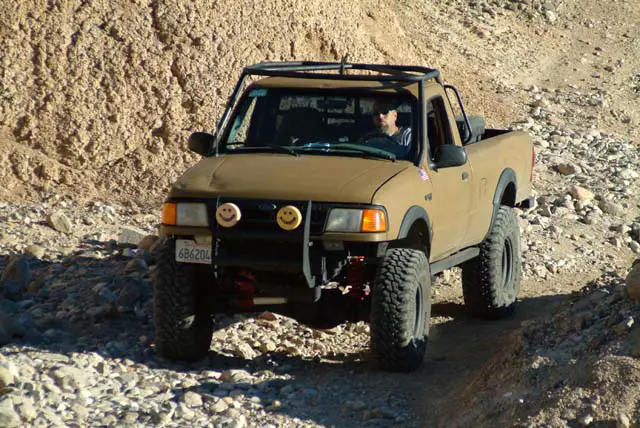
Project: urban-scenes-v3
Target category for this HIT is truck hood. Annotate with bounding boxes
[169,153,411,203]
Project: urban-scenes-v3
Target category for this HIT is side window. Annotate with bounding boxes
[229,98,257,145]
[225,89,268,149]
[426,96,453,162]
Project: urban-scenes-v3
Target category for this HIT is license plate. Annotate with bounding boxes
[175,239,211,264]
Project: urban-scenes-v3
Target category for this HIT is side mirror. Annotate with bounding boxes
[433,144,467,168]
[188,132,215,156]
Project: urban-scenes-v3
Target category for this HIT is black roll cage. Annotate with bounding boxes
[210,61,473,163]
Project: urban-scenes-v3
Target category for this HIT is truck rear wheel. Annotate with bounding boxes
[152,237,213,362]
[370,248,431,372]
[461,205,522,319]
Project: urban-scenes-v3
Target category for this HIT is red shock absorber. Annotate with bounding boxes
[345,256,371,301]
[234,269,257,308]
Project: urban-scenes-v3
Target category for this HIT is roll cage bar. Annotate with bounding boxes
[242,61,444,84]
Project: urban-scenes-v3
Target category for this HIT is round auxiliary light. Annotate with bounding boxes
[215,202,241,227]
[276,205,302,231]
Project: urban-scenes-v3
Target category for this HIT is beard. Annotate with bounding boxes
[376,123,393,135]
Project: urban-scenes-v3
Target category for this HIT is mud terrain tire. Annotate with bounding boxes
[152,237,213,362]
[461,205,522,319]
[370,248,431,372]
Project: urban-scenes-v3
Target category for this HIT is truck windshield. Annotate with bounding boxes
[219,87,417,161]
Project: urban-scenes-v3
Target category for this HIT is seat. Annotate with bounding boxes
[276,107,324,145]
[396,111,412,128]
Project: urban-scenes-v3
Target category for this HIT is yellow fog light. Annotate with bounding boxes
[277,205,302,231]
[215,202,241,227]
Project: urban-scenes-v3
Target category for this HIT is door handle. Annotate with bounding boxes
[462,172,469,181]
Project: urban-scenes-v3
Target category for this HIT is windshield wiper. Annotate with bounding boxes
[329,144,397,161]
[232,145,300,157]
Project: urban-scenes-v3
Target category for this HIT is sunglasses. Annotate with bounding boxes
[372,107,395,115]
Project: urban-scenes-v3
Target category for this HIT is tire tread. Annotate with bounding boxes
[370,248,431,372]
[461,206,522,319]
[152,238,213,361]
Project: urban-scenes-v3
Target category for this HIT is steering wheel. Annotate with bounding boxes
[354,132,412,160]
[358,132,399,149]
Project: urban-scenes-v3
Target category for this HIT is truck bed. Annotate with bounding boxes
[455,115,511,145]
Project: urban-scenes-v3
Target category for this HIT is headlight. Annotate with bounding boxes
[162,202,208,226]
[325,208,386,233]
[325,208,362,232]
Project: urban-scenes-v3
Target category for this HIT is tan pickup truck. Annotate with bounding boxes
[152,61,535,372]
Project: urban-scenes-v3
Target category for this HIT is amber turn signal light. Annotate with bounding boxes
[162,203,177,225]
[361,209,386,232]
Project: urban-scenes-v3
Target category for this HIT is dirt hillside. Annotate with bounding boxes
[0,0,459,205]
[7,0,637,205]
[1,0,639,427]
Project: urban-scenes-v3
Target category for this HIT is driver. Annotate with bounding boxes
[361,99,412,147]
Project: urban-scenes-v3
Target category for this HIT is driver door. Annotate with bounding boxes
[422,95,473,259]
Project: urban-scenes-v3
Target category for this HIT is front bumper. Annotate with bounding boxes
[160,197,388,288]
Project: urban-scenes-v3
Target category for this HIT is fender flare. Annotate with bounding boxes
[493,168,517,206]
[396,205,432,254]
[485,168,517,240]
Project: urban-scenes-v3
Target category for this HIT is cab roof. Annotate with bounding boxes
[249,76,423,97]
[238,61,444,99]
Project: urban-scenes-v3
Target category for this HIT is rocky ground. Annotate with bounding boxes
[0,203,417,428]
[0,103,639,426]
[1,0,640,427]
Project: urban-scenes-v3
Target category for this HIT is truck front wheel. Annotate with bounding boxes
[370,248,431,372]
[152,237,214,362]
[461,205,522,319]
